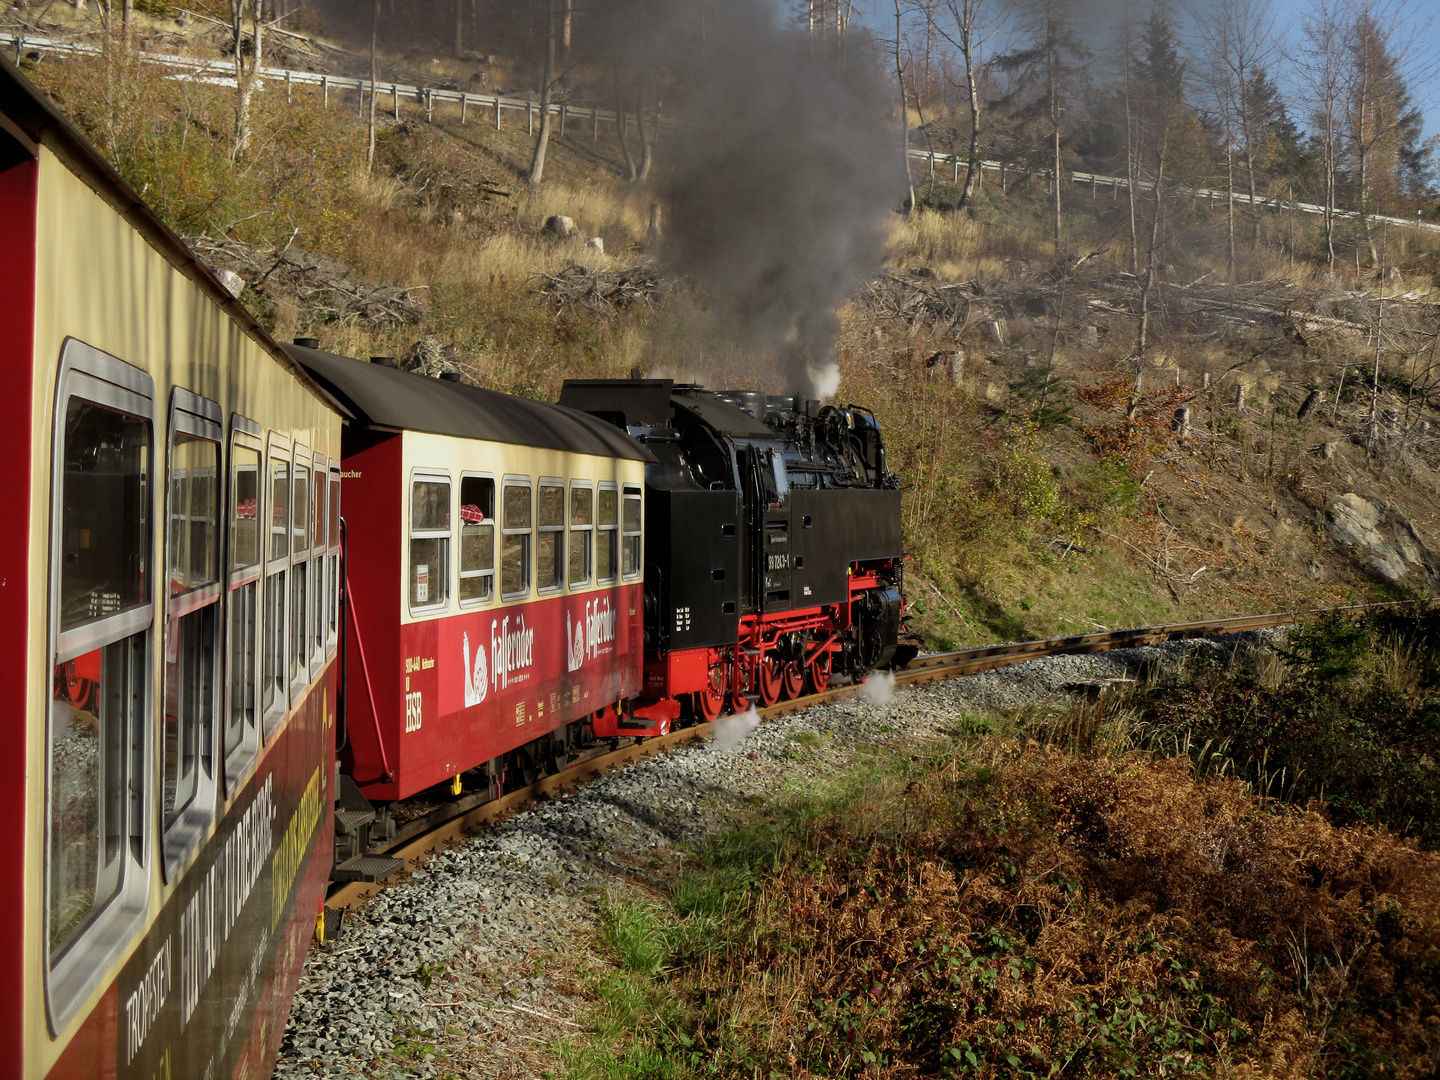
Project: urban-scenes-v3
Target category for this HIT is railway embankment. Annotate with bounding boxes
[275,615,1440,1079]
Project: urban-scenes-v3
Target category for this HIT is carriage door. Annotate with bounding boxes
[744,446,792,613]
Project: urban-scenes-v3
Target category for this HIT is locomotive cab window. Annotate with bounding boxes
[261,441,290,735]
[46,340,155,1032]
[225,422,263,791]
[161,390,222,878]
[288,452,311,696]
[622,486,643,579]
[537,480,565,594]
[410,473,452,613]
[459,474,495,605]
[568,482,593,588]
[501,478,532,600]
[596,484,618,583]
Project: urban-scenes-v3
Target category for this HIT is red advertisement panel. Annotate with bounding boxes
[389,584,644,797]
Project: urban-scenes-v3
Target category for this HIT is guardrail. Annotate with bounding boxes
[7,29,1434,235]
[908,148,1440,235]
[1,29,676,135]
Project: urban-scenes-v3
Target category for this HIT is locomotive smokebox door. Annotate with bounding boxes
[745,446,793,612]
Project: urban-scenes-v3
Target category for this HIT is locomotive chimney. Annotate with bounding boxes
[292,336,320,349]
[370,356,396,367]
[438,371,463,382]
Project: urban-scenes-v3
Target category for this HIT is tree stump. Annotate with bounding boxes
[1173,407,1190,437]
[1296,388,1321,420]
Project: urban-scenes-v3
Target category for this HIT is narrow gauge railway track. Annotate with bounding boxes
[324,599,1421,915]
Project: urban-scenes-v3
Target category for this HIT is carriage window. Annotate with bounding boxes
[289,461,310,687]
[262,450,289,732]
[459,476,495,604]
[410,476,451,612]
[269,457,289,561]
[162,421,220,847]
[569,484,593,588]
[501,480,532,599]
[622,487,643,578]
[327,467,340,647]
[167,435,218,594]
[597,485,618,582]
[225,440,260,770]
[312,467,327,663]
[49,388,151,972]
[536,481,565,593]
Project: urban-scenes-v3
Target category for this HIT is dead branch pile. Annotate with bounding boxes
[536,261,659,315]
[862,270,985,331]
[185,233,426,327]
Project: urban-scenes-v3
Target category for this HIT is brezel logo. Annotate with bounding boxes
[566,610,585,673]
[490,614,535,691]
[462,631,488,707]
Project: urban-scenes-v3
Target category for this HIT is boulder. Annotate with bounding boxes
[1326,492,1440,588]
[215,269,245,298]
[543,215,575,237]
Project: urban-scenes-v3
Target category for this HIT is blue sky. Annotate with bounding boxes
[847,0,1439,143]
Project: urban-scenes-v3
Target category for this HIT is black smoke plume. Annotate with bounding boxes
[593,0,904,399]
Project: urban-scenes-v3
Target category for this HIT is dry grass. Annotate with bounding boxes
[614,748,1440,1079]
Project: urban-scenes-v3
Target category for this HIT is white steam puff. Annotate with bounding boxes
[711,707,761,753]
[861,671,896,706]
[807,362,843,403]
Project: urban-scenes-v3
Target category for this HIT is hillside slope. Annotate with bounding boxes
[9,14,1440,648]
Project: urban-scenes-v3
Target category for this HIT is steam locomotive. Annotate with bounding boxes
[559,379,912,721]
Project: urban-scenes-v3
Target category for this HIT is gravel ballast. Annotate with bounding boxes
[273,632,1275,1079]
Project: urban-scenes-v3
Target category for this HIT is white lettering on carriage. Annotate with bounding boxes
[490,614,534,691]
[124,935,172,1065]
[586,598,616,660]
[179,776,275,1029]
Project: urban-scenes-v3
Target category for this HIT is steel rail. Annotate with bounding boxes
[324,597,1429,912]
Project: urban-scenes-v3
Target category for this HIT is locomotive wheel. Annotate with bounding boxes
[781,660,805,700]
[807,650,833,694]
[757,654,782,708]
[696,661,727,722]
[509,745,540,789]
[730,658,757,715]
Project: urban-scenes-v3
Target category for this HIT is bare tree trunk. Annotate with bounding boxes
[367,0,378,171]
[453,0,462,59]
[561,0,571,62]
[231,0,263,160]
[612,60,636,181]
[1124,46,1138,272]
[1367,225,1386,456]
[1136,143,1166,374]
[1225,137,1236,282]
[895,0,915,213]
[526,0,556,185]
[636,69,653,182]
[1049,46,1061,252]
[957,10,981,209]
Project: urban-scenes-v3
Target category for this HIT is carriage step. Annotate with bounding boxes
[332,855,405,883]
[335,808,376,835]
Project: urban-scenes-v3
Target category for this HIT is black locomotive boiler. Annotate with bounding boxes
[559,378,912,721]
